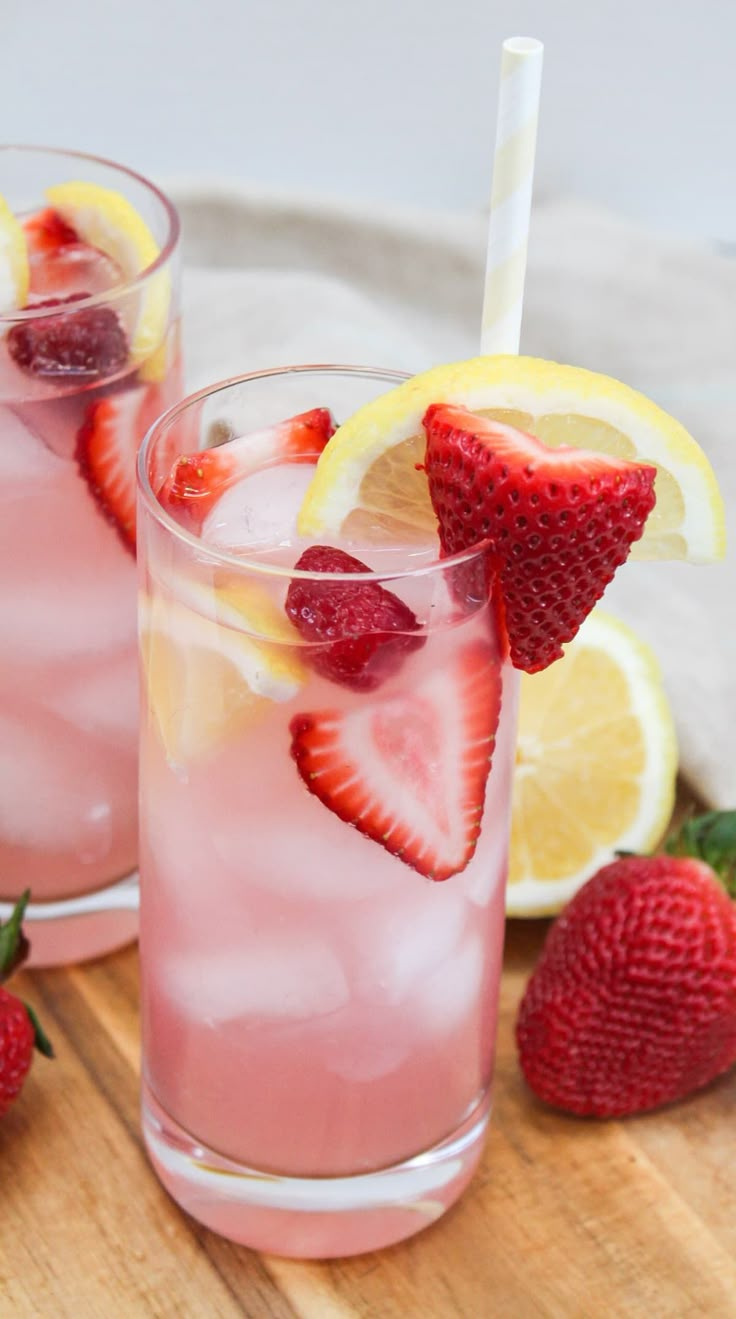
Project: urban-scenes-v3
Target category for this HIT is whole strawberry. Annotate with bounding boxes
[516,812,736,1117]
[0,892,53,1118]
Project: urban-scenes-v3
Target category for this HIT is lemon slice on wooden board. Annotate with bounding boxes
[0,193,29,312]
[506,609,678,917]
[46,181,170,376]
[297,356,725,564]
[139,583,305,766]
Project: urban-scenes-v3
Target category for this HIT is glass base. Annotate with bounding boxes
[25,906,139,967]
[142,1080,490,1258]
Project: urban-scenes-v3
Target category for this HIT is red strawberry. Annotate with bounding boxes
[423,403,656,673]
[23,207,78,258]
[516,811,736,1117]
[158,407,336,533]
[290,640,502,880]
[76,381,166,551]
[286,545,425,692]
[0,893,53,1119]
[8,295,128,382]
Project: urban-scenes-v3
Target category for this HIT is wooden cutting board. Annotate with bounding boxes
[2,790,735,1318]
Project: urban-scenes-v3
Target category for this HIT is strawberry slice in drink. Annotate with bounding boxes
[158,408,337,533]
[285,545,425,692]
[423,402,657,673]
[290,640,502,881]
[76,382,168,552]
[23,207,79,259]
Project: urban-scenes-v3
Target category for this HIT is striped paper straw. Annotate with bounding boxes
[480,37,544,355]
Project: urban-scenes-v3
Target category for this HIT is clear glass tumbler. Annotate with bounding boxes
[137,366,519,1258]
[0,146,182,965]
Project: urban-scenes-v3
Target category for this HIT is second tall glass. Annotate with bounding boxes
[0,146,182,964]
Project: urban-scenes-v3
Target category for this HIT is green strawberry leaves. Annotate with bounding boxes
[665,810,736,898]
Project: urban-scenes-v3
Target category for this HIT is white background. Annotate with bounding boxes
[2,0,734,244]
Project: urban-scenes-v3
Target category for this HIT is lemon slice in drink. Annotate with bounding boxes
[297,356,725,564]
[0,193,29,312]
[140,582,305,766]
[507,609,677,916]
[46,181,170,375]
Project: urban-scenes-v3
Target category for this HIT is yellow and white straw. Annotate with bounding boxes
[480,37,544,355]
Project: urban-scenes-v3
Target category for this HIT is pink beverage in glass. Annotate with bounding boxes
[138,368,518,1258]
[0,147,181,965]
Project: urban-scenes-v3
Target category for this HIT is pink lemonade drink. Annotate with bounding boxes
[138,368,519,1257]
[0,147,181,965]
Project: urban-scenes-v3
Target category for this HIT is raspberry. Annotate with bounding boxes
[8,295,128,382]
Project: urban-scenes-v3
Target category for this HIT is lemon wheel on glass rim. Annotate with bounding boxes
[297,355,725,564]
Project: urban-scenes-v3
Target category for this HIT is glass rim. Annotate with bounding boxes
[0,143,180,324]
[137,363,492,583]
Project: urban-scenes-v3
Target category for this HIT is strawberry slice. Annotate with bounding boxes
[23,207,78,259]
[290,640,502,881]
[76,382,166,551]
[158,407,336,533]
[423,403,657,674]
[286,545,425,692]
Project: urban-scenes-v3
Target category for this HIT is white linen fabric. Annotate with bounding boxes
[169,181,735,810]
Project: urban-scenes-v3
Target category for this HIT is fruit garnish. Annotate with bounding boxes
[0,193,29,312]
[0,892,54,1119]
[140,583,306,766]
[285,545,425,692]
[296,355,725,564]
[45,181,170,375]
[76,381,167,551]
[22,207,78,259]
[507,610,677,915]
[516,812,736,1117]
[290,640,502,881]
[424,402,656,671]
[158,407,336,533]
[7,295,128,382]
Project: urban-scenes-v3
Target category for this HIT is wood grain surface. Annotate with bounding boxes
[2,791,735,1319]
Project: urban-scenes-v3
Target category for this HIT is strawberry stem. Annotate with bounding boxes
[664,810,736,897]
[0,889,31,981]
[22,1001,55,1059]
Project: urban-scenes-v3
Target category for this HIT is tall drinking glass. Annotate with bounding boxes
[137,367,518,1258]
[0,146,181,965]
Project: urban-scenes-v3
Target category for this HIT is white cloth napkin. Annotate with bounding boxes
[168,180,735,811]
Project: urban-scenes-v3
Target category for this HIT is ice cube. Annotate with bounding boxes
[51,648,137,743]
[162,934,350,1024]
[202,461,315,552]
[349,881,469,1006]
[0,701,135,858]
[210,727,403,903]
[0,406,67,487]
[417,932,486,1035]
[1,457,136,662]
[321,1002,411,1083]
[29,242,122,300]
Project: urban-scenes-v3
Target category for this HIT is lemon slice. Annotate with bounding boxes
[297,355,725,564]
[140,581,305,766]
[507,609,677,916]
[0,193,29,312]
[46,181,170,375]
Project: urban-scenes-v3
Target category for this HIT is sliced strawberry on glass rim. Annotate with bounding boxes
[423,403,657,674]
[290,639,502,882]
[76,382,166,552]
[158,408,337,534]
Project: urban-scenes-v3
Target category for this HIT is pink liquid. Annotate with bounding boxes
[0,216,181,961]
[139,449,517,1252]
